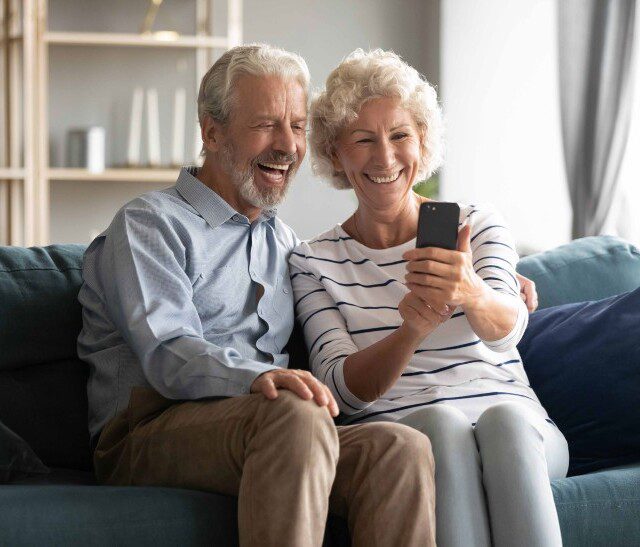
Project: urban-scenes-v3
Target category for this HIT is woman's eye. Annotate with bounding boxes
[392,133,408,140]
[357,138,373,144]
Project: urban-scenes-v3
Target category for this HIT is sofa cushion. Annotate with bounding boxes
[516,236,640,309]
[0,358,91,470]
[0,245,85,370]
[552,463,640,547]
[0,483,350,547]
[518,288,640,475]
[0,420,49,483]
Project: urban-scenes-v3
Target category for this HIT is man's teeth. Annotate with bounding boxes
[259,162,290,171]
[368,172,401,184]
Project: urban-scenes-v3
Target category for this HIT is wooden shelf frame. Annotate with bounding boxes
[45,31,229,49]
[48,168,179,183]
[2,0,243,246]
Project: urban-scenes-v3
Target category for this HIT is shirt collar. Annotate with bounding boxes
[175,166,277,229]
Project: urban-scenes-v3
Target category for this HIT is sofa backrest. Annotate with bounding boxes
[516,235,640,309]
[0,235,639,471]
[0,245,91,470]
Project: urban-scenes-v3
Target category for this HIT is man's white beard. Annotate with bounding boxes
[220,142,295,210]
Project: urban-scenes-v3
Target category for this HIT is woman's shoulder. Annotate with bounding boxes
[293,224,349,254]
[455,201,510,233]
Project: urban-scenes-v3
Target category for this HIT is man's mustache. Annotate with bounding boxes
[254,152,299,166]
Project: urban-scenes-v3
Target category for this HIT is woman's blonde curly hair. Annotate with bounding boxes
[310,48,444,189]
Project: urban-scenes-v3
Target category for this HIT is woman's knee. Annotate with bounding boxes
[475,402,542,446]
[400,404,470,441]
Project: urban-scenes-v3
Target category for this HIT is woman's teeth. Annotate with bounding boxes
[367,171,401,184]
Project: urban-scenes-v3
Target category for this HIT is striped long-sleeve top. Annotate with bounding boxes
[288,203,551,425]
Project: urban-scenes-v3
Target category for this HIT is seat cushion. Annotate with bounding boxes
[516,236,640,309]
[552,463,640,547]
[0,482,350,547]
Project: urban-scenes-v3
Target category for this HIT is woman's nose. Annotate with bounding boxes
[373,138,395,167]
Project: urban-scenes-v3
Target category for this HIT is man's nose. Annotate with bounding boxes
[273,125,297,155]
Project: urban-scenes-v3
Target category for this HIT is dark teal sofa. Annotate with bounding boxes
[1,236,639,546]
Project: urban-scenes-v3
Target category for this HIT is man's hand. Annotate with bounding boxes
[516,273,538,312]
[402,225,485,312]
[251,369,339,417]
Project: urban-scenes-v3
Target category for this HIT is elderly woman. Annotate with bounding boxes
[289,49,569,547]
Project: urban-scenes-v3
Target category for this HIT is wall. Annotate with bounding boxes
[439,0,571,253]
[48,0,440,243]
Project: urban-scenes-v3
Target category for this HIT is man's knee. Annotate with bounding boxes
[359,422,434,471]
[257,390,339,461]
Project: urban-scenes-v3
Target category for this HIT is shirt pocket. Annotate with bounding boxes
[192,265,245,327]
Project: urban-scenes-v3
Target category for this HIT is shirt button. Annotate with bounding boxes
[283,288,289,294]
[232,215,240,222]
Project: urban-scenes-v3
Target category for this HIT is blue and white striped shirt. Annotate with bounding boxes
[78,167,298,442]
[289,203,550,425]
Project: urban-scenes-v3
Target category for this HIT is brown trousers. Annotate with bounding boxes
[95,388,436,547]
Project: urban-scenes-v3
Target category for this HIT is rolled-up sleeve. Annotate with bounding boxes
[96,206,278,400]
[468,206,529,351]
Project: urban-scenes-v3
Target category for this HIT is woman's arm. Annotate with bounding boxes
[342,292,452,402]
[403,216,528,350]
[290,243,451,408]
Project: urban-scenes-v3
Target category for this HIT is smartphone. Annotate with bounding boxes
[416,201,460,250]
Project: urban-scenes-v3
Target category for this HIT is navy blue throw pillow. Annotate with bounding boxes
[0,419,49,483]
[517,287,640,476]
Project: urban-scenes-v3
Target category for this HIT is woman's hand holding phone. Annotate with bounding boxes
[403,224,487,313]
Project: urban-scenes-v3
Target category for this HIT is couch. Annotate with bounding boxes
[0,235,639,546]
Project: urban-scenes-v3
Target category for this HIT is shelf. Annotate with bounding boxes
[44,31,228,49]
[48,168,179,183]
[0,168,25,179]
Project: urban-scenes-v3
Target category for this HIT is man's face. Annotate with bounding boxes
[218,74,307,209]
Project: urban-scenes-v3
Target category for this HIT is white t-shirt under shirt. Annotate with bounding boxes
[289,203,552,426]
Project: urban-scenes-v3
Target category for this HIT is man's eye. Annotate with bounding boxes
[292,124,306,133]
[392,133,408,140]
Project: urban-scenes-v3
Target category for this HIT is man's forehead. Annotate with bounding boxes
[233,74,307,115]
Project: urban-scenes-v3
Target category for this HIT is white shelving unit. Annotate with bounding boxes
[0,0,242,246]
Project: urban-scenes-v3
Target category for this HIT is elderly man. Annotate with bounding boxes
[77,44,436,547]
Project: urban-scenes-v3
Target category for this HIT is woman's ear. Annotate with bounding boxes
[201,115,225,154]
[331,149,344,174]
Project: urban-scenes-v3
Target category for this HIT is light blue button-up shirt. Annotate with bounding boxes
[78,167,298,442]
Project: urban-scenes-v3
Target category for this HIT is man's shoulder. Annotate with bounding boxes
[272,216,300,252]
[109,187,199,233]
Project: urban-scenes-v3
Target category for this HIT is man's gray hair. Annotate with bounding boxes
[197,43,310,126]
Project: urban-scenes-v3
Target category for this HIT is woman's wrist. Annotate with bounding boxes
[461,279,492,314]
[397,322,436,348]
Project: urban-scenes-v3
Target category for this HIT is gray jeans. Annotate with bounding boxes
[399,401,569,547]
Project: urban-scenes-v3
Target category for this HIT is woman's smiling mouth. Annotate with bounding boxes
[365,170,403,184]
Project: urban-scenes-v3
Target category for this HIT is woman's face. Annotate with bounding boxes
[332,97,423,210]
